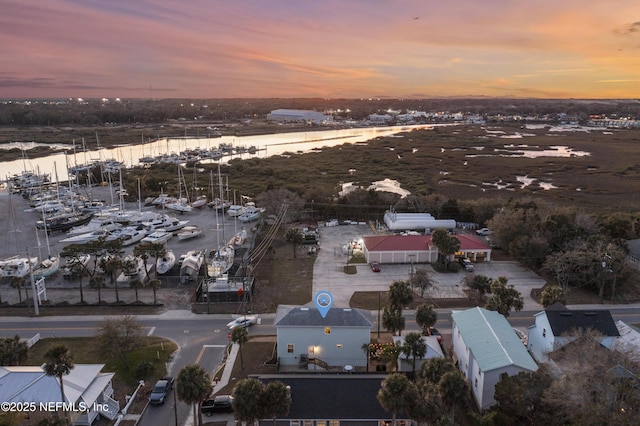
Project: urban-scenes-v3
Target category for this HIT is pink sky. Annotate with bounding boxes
[2,0,639,99]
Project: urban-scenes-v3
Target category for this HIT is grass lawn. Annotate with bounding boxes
[28,336,178,406]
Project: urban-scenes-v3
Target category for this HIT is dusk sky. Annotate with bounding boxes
[2,0,640,99]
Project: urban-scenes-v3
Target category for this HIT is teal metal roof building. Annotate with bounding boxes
[451,307,538,410]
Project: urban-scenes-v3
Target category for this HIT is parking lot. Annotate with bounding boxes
[311,223,544,310]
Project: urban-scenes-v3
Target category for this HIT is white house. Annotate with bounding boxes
[393,334,444,373]
[274,304,372,370]
[527,303,620,362]
[451,307,538,411]
[0,364,119,425]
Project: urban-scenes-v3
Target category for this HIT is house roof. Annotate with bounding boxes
[362,234,489,252]
[255,375,409,420]
[452,307,538,373]
[393,335,444,359]
[0,364,112,404]
[545,309,620,337]
[615,320,640,362]
[274,305,373,328]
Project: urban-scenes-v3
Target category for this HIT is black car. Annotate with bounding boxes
[201,395,234,415]
[149,377,174,405]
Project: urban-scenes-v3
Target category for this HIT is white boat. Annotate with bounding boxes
[0,256,38,279]
[226,205,245,217]
[142,214,189,232]
[238,202,264,223]
[207,244,234,278]
[116,256,147,284]
[67,218,122,235]
[114,226,148,246]
[190,196,208,209]
[179,249,205,283]
[166,198,193,213]
[141,230,172,245]
[207,198,231,211]
[177,226,203,241]
[229,229,247,246]
[152,192,175,206]
[62,254,91,279]
[60,228,118,245]
[156,250,176,275]
[32,256,60,279]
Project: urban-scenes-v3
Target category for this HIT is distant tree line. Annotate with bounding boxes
[2,97,640,126]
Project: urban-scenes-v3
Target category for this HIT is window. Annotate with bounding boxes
[474,378,478,388]
[287,344,294,353]
[324,327,331,335]
[543,328,546,338]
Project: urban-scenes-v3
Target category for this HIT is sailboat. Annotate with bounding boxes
[166,165,192,213]
[208,162,235,278]
[32,215,60,279]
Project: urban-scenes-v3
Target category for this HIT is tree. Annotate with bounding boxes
[408,380,443,426]
[382,306,405,336]
[362,342,371,372]
[410,268,436,297]
[540,285,566,307]
[379,343,401,373]
[419,357,455,384]
[285,228,303,258]
[176,364,213,426]
[148,278,161,304]
[438,370,469,422]
[461,273,492,304]
[96,316,142,368]
[377,373,417,426]
[388,280,413,309]
[134,241,165,280]
[493,369,553,425]
[415,304,437,335]
[401,332,427,376]
[256,188,305,222]
[98,241,125,302]
[129,277,144,303]
[0,335,28,366]
[89,274,106,303]
[9,276,26,304]
[233,378,266,425]
[431,229,460,269]
[43,345,74,423]
[485,276,524,317]
[260,381,291,426]
[231,326,249,370]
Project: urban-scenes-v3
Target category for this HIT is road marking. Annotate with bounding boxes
[147,326,155,336]
[194,345,227,364]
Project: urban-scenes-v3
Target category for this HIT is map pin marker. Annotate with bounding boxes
[314,290,333,318]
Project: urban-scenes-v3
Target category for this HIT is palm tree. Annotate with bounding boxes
[0,335,29,365]
[362,342,371,372]
[415,304,437,335]
[9,276,25,304]
[148,278,161,304]
[43,345,74,423]
[379,343,401,372]
[382,306,405,336]
[401,332,427,376]
[388,280,413,309]
[419,357,455,384]
[176,364,213,426]
[431,229,460,269]
[231,326,249,370]
[260,381,291,426]
[90,275,106,303]
[438,370,469,422]
[233,377,266,425]
[410,268,436,297]
[377,373,417,426]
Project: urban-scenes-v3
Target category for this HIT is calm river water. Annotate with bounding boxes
[2,124,437,182]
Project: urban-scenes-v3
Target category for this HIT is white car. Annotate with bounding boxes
[227,315,258,330]
[476,228,492,236]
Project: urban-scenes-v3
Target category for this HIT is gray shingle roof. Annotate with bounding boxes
[274,305,373,327]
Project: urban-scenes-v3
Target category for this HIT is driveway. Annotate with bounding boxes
[313,224,544,310]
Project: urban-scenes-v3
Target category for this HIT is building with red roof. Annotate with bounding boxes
[362,233,491,264]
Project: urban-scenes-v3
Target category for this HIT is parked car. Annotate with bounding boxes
[476,227,491,236]
[370,261,381,272]
[201,395,235,415]
[458,257,474,272]
[423,327,442,343]
[149,377,174,405]
[226,315,258,330]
